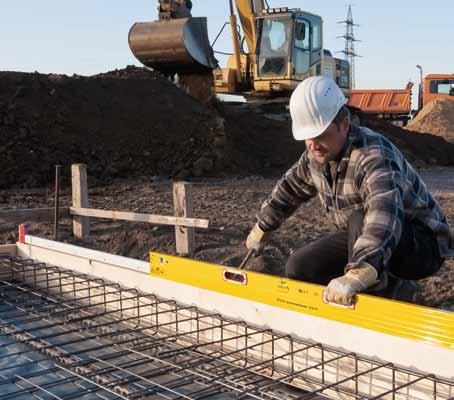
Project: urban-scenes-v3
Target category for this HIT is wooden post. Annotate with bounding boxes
[71,164,90,239]
[173,182,194,256]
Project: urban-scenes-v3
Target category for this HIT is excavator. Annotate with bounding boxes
[128,0,351,101]
[129,1,412,125]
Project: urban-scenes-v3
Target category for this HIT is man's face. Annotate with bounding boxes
[305,118,349,165]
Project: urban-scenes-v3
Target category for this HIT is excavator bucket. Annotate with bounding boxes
[129,17,218,74]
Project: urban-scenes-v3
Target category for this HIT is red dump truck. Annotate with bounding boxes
[347,82,413,126]
[348,74,454,125]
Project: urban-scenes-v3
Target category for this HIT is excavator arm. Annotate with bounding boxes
[234,0,265,54]
[157,0,192,19]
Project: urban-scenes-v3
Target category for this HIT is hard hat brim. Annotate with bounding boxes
[292,116,334,141]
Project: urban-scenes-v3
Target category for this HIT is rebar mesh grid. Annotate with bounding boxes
[0,255,453,400]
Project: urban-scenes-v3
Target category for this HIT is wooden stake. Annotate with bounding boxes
[71,164,89,239]
[173,182,194,256]
[53,165,62,241]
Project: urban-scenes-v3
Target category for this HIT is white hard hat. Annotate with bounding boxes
[290,76,347,141]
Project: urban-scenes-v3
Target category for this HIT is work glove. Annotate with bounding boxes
[323,262,379,306]
[246,223,270,255]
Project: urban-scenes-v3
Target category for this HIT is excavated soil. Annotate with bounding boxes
[178,72,215,104]
[1,66,454,190]
[406,98,454,143]
[365,117,454,166]
[0,66,304,189]
[0,67,223,189]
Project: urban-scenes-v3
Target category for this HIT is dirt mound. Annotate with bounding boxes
[1,66,454,189]
[364,118,454,167]
[92,65,161,79]
[0,68,228,189]
[406,98,454,143]
[96,67,215,103]
[0,67,305,189]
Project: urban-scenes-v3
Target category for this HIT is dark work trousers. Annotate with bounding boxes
[286,211,444,285]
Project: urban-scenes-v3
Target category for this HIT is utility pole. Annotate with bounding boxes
[416,64,423,111]
[338,5,361,88]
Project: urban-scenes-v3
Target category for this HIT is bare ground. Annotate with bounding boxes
[0,168,453,310]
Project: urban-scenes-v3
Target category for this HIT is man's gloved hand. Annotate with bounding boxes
[246,223,270,255]
[323,262,379,306]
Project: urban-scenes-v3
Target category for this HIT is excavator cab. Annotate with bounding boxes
[253,10,324,92]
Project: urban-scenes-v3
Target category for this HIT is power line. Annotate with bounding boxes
[337,4,361,88]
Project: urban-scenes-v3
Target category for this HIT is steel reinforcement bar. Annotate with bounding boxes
[0,255,453,400]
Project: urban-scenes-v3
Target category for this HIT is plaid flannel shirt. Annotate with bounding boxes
[257,126,453,274]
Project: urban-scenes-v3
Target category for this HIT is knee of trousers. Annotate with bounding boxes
[285,251,321,282]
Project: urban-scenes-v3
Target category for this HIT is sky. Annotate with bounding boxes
[1,0,453,96]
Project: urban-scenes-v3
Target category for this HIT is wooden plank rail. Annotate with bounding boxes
[0,207,70,224]
[70,207,209,229]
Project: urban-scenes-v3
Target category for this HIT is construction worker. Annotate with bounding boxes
[246,76,453,306]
